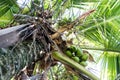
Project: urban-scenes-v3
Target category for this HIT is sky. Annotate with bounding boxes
[17,0,30,7]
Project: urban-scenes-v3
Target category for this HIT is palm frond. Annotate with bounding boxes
[0,10,13,28]
[74,0,120,80]
[78,0,120,52]
[0,0,18,17]
[52,0,71,19]
[100,52,117,80]
[0,0,19,27]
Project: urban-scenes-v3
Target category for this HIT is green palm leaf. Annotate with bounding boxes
[80,0,120,52]
[75,0,120,80]
[100,52,117,80]
[0,0,18,17]
[0,0,19,28]
[0,10,13,28]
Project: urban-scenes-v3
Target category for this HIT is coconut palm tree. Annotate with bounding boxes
[0,0,120,80]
